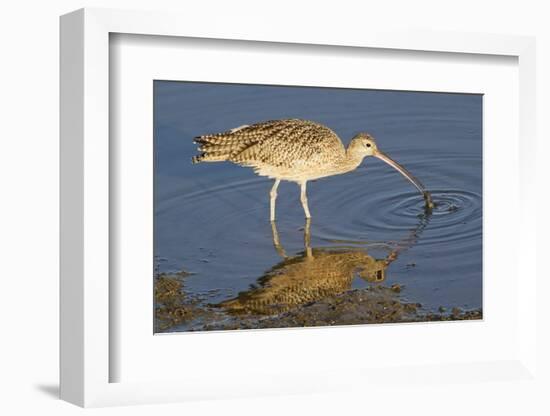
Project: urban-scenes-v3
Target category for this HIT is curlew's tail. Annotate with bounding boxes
[191,154,204,164]
[191,125,256,164]
[191,152,225,164]
[191,135,231,163]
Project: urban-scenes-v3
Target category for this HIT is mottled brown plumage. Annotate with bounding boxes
[193,119,352,180]
[192,119,432,220]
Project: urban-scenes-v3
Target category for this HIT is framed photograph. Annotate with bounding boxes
[60,8,538,407]
[153,81,483,334]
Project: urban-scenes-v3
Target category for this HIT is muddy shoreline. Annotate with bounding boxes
[155,274,482,333]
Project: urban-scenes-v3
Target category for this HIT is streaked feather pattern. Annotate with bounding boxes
[192,119,348,181]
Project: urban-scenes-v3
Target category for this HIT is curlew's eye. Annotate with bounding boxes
[366,143,372,148]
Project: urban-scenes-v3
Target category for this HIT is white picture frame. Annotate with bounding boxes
[60,7,538,407]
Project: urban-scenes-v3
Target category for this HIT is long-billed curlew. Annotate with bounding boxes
[192,119,433,221]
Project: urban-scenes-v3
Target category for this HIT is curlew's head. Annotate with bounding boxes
[347,132,379,157]
[348,133,434,210]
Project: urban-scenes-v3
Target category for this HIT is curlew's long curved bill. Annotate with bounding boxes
[374,150,434,209]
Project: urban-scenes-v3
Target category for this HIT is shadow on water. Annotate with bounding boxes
[216,215,429,316]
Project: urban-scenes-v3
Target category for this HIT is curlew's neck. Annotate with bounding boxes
[335,148,364,175]
[311,141,365,178]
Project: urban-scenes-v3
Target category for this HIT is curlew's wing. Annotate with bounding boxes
[193,119,345,170]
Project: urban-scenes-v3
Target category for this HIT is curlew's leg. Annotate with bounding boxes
[300,181,311,219]
[270,179,280,222]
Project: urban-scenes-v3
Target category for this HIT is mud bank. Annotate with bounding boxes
[155,275,482,333]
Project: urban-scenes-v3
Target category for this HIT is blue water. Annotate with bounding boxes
[154,81,482,330]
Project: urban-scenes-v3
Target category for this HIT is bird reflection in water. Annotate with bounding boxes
[218,217,428,316]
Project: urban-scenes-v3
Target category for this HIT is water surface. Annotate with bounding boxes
[154,81,482,332]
